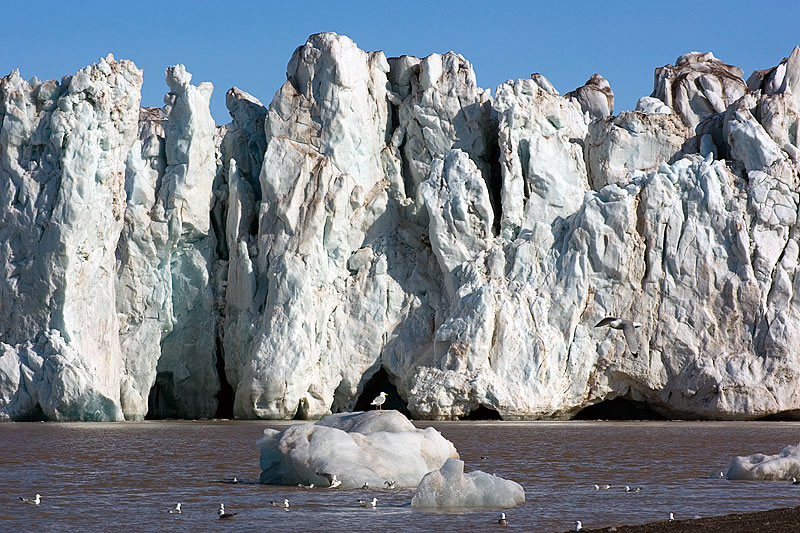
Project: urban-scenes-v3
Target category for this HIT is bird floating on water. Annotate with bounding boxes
[384,480,397,490]
[624,485,641,493]
[297,483,315,489]
[271,499,290,509]
[232,477,239,484]
[361,482,369,490]
[317,472,342,488]
[497,512,507,526]
[595,317,642,357]
[669,512,675,521]
[169,503,182,514]
[792,477,800,485]
[574,520,583,531]
[371,392,388,410]
[20,494,40,505]
[358,498,378,508]
[218,504,237,520]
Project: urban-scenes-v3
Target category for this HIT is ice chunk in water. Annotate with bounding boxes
[257,410,458,488]
[727,442,800,480]
[410,458,525,508]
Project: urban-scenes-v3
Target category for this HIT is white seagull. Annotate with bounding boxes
[169,503,182,514]
[497,512,508,525]
[20,494,40,505]
[218,503,237,520]
[317,472,342,488]
[669,512,675,521]
[361,482,369,490]
[792,477,800,485]
[384,480,397,490]
[624,485,642,493]
[595,317,643,357]
[297,483,315,489]
[358,498,378,508]
[371,392,388,410]
[271,498,290,509]
[574,520,583,531]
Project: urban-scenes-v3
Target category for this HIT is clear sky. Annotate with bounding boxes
[2,1,799,124]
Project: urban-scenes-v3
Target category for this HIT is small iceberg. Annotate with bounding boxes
[410,458,525,508]
[727,442,800,480]
[257,410,458,488]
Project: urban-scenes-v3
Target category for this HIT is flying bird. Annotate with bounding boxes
[358,498,378,508]
[20,494,40,505]
[317,472,342,488]
[595,317,643,357]
[371,392,387,410]
[169,503,182,514]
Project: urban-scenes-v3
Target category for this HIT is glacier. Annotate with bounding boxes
[3,34,800,421]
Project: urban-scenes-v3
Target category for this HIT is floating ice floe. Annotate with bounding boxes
[410,458,525,508]
[727,442,800,480]
[257,410,458,488]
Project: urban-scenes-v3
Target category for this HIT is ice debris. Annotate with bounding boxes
[410,458,525,508]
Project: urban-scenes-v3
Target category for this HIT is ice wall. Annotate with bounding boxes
[3,36,800,421]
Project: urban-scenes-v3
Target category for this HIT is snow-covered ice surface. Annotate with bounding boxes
[257,410,458,488]
[727,442,800,480]
[411,458,525,508]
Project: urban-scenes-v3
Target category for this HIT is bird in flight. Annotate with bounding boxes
[595,317,642,357]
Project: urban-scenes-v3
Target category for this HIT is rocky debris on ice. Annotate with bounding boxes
[565,73,615,120]
[727,443,800,480]
[410,458,525,508]
[257,410,458,487]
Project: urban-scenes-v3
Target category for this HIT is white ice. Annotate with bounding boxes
[727,442,800,480]
[257,410,458,488]
[410,458,525,508]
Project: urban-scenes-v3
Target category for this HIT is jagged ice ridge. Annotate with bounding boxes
[2,35,800,421]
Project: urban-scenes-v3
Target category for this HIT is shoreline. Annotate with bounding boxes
[577,505,800,532]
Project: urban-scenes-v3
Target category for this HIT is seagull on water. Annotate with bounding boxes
[218,504,237,520]
[361,482,369,490]
[297,483,315,489]
[169,503,182,514]
[358,497,378,508]
[317,472,342,488]
[792,477,800,485]
[669,512,675,521]
[271,499,290,509]
[595,317,643,357]
[497,512,508,525]
[574,520,583,531]
[20,494,40,505]
[371,392,388,410]
[625,485,641,493]
[384,480,397,490]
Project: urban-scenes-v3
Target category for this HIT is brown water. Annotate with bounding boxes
[2,421,799,532]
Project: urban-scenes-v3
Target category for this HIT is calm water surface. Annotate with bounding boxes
[2,420,800,532]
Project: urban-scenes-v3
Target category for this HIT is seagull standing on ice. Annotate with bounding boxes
[218,504,237,519]
[371,392,388,410]
[358,498,378,508]
[169,503,182,514]
[19,494,40,505]
[497,512,508,525]
[595,317,643,357]
[317,472,342,488]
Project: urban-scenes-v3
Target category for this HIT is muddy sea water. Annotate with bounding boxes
[2,421,800,532]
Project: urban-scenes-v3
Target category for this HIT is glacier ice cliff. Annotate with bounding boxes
[3,34,800,421]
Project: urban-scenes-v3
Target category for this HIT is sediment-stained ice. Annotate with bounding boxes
[727,443,800,480]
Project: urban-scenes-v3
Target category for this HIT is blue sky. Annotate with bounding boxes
[2,1,799,124]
